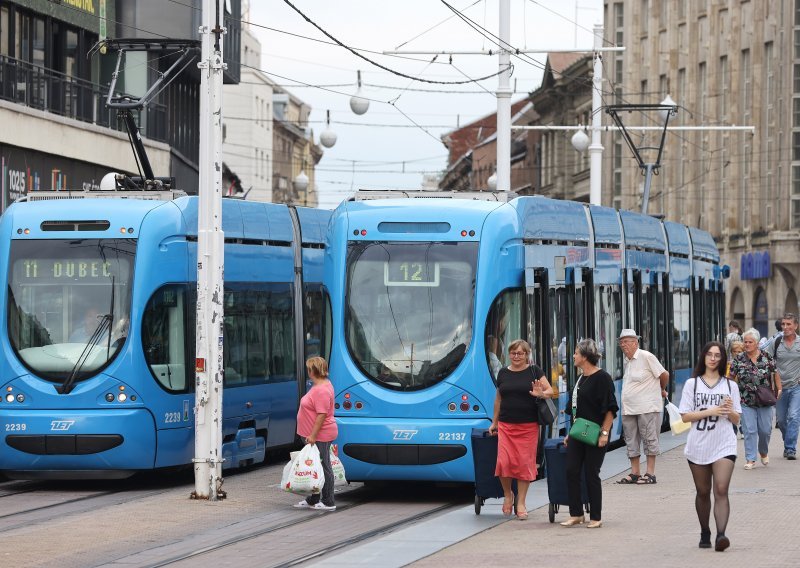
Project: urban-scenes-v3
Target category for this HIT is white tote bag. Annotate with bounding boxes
[281,444,325,494]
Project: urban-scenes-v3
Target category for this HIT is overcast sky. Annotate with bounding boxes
[247,0,603,208]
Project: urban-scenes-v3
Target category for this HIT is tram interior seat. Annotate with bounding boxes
[150,364,186,390]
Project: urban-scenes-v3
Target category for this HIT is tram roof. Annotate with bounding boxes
[588,204,622,245]
[514,196,591,242]
[664,221,690,255]
[175,197,295,243]
[688,226,719,262]
[619,210,666,251]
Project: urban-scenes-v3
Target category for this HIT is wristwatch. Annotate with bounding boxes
[601,430,609,436]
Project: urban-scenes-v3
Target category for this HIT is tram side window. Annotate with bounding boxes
[485,289,524,380]
[672,289,692,370]
[595,285,623,381]
[142,285,193,393]
[304,284,331,361]
[223,285,296,387]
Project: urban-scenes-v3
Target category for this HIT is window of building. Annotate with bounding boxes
[640,0,649,36]
[764,42,775,228]
[740,49,751,229]
[719,56,728,120]
[1,6,8,56]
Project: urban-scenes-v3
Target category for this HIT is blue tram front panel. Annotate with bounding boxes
[335,417,489,482]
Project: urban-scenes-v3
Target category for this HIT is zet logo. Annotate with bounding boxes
[392,429,418,441]
[51,420,75,431]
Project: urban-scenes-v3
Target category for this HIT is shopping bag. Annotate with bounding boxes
[666,401,690,435]
[330,444,347,486]
[281,443,325,494]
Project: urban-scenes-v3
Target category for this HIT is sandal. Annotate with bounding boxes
[636,473,657,484]
[502,496,513,516]
[616,474,640,485]
[516,506,528,521]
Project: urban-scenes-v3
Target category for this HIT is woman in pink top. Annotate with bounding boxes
[293,357,338,511]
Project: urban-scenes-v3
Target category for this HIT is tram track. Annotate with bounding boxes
[143,492,464,568]
[0,484,180,534]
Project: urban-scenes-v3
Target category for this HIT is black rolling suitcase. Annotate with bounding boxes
[471,428,516,515]
[544,437,589,522]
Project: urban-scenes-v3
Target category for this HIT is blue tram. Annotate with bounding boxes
[0,193,330,479]
[325,191,726,483]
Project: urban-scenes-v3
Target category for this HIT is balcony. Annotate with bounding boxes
[0,55,167,144]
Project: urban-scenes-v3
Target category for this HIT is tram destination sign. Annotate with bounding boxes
[383,261,440,287]
[13,259,129,283]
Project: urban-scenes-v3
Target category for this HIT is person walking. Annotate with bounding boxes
[616,329,669,485]
[765,313,800,460]
[679,341,741,552]
[725,321,742,358]
[561,339,618,529]
[293,356,338,511]
[489,339,554,520]
[729,329,780,469]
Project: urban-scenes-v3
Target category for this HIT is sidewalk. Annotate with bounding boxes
[315,431,800,568]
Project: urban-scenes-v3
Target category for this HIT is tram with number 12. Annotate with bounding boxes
[325,190,727,483]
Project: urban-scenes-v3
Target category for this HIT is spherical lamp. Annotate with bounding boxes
[571,126,590,153]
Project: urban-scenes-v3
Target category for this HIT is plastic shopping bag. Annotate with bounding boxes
[330,444,347,486]
[281,443,325,495]
[666,400,691,435]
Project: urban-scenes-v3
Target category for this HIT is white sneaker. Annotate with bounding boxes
[293,500,312,509]
[312,502,336,511]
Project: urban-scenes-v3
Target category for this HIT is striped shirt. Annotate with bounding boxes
[679,377,741,465]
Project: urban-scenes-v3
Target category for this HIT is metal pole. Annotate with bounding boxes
[194,0,226,501]
[496,0,511,192]
[589,24,604,206]
[641,163,655,215]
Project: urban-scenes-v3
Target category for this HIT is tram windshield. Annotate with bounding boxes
[7,239,136,383]
[346,241,477,390]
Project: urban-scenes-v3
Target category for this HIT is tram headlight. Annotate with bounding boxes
[105,393,115,402]
[343,400,352,410]
[15,394,24,403]
[118,393,127,402]
[448,402,456,412]
[5,394,13,403]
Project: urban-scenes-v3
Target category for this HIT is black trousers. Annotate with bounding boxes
[565,440,607,520]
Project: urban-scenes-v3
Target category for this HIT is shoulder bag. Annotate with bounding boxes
[530,366,557,426]
[568,375,601,446]
[755,372,778,407]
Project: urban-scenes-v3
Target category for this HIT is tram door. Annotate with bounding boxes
[630,269,668,364]
[526,266,590,438]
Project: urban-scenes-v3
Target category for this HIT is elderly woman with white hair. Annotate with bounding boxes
[729,328,781,470]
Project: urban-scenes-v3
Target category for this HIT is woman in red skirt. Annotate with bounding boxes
[489,339,554,520]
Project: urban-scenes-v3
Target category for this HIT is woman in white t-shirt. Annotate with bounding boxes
[679,341,741,553]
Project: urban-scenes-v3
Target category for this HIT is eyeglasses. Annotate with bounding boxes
[509,351,527,357]
[705,352,722,360]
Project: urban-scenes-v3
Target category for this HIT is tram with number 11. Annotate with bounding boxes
[0,189,330,479]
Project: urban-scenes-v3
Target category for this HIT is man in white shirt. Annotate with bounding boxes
[616,329,669,485]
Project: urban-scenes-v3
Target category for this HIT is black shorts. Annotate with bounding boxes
[687,455,737,465]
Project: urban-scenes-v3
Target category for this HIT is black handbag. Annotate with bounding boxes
[530,366,557,425]
[755,385,777,407]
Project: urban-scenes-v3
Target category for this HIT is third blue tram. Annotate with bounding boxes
[325,191,726,483]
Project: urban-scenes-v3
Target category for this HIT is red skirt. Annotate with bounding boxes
[495,421,539,481]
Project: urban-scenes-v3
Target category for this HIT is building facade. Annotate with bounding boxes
[603,0,799,336]
[0,0,241,207]
[222,16,274,202]
[272,91,321,207]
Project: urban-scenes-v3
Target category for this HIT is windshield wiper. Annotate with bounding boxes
[56,314,111,395]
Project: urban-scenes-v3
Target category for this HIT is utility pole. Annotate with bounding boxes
[588,24,604,206]
[495,0,511,192]
[193,0,226,501]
